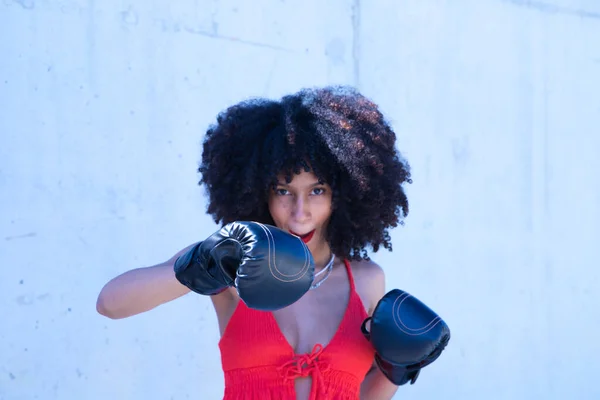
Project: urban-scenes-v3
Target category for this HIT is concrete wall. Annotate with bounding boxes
[1,1,598,399]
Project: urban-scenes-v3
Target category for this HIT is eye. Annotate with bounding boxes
[274,188,289,196]
[311,187,326,195]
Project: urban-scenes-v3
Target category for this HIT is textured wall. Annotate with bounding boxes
[1,1,599,399]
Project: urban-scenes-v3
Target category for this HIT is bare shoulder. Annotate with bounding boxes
[348,259,386,313]
[349,258,386,285]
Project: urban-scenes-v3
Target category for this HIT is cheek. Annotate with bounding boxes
[268,197,288,224]
[314,197,333,222]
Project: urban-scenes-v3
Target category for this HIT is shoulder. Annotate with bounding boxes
[347,259,386,314]
[349,259,385,284]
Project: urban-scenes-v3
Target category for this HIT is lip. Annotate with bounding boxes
[290,229,315,244]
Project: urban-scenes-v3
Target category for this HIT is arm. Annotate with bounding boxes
[360,264,399,400]
[361,363,399,400]
[361,269,451,397]
[97,221,316,318]
[96,244,197,319]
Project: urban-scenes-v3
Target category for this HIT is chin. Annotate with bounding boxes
[306,234,326,252]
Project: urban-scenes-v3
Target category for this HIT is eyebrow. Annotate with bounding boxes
[276,181,324,187]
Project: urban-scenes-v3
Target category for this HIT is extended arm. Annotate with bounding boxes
[96,243,196,319]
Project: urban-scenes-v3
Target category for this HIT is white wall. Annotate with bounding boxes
[1,1,598,399]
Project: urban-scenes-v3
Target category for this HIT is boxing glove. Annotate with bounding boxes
[361,289,450,385]
[174,221,315,311]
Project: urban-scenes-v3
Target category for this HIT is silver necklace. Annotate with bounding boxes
[310,253,335,290]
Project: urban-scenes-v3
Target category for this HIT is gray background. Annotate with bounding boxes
[1,0,599,399]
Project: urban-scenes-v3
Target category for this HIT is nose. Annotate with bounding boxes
[292,195,310,222]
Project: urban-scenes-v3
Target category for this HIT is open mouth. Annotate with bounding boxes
[290,229,315,244]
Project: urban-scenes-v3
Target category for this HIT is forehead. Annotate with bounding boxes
[276,170,324,186]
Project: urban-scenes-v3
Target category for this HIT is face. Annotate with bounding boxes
[268,170,333,255]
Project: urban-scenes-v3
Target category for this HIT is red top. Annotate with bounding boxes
[218,259,375,399]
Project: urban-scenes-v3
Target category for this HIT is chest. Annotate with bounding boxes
[271,270,366,354]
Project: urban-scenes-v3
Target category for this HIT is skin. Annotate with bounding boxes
[96,170,399,400]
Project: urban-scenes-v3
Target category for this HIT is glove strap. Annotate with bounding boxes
[360,316,373,340]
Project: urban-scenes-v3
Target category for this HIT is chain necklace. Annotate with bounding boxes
[310,253,335,290]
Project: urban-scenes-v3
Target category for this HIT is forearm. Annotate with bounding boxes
[96,263,190,319]
[360,366,399,400]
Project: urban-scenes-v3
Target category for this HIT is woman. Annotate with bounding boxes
[96,86,448,400]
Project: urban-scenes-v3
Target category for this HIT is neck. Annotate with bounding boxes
[310,242,335,273]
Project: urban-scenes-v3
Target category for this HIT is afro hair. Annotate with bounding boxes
[198,85,412,261]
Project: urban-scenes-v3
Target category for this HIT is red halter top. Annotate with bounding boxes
[217,259,375,399]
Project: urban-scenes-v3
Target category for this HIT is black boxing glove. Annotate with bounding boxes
[361,289,450,385]
[174,221,315,311]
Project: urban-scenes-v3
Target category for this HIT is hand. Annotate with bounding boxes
[361,289,451,385]
[174,221,315,311]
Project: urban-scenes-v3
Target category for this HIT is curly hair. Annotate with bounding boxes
[198,85,412,261]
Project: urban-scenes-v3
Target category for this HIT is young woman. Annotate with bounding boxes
[96,86,449,400]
